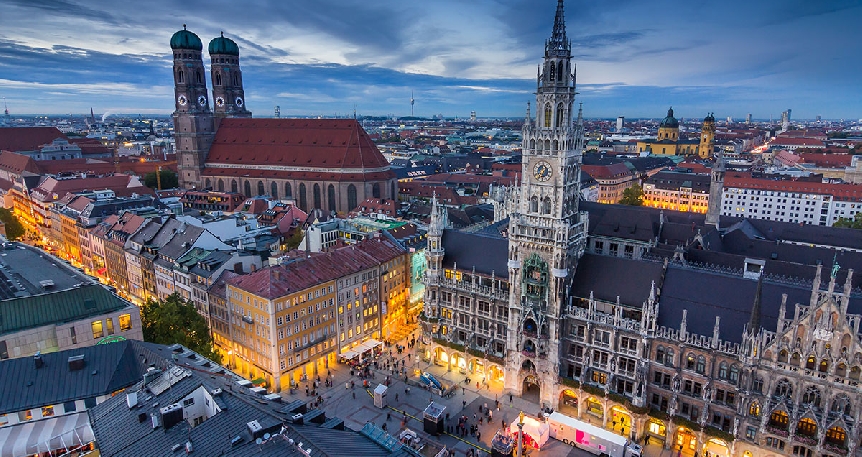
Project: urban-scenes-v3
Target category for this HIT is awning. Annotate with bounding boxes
[0,412,95,457]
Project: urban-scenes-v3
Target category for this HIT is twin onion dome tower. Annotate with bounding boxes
[167,26,397,208]
[169,26,251,189]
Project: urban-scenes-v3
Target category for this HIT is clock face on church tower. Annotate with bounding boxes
[533,160,552,182]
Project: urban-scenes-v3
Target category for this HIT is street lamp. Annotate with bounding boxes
[516,411,525,457]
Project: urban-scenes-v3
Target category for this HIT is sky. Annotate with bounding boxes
[0,0,860,120]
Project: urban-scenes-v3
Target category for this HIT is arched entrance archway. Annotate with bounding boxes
[559,389,578,416]
[646,418,666,443]
[704,438,730,457]
[609,405,632,436]
[488,365,504,383]
[585,397,603,421]
[451,352,466,373]
[674,427,697,454]
[522,375,540,403]
[469,358,484,376]
[433,347,448,366]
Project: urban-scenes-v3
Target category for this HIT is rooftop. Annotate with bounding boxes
[0,243,91,300]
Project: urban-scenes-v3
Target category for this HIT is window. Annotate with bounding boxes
[183,398,195,407]
[656,346,665,363]
[84,397,96,409]
[0,340,6,359]
[18,410,32,422]
[696,355,706,374]
[92,320,104,339]
[746,426,757,440]
[41,406,55,417]
[106,318,114,335]
[63,401,77,414]
[0,414,6,426]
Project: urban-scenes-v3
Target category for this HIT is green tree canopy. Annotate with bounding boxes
[143,169,178,190]
[0,208,25,241]
[833,213,862,229]
[140,293,221,363]
[619,184,644,206]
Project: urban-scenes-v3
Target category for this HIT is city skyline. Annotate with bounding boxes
[1,0,860,119]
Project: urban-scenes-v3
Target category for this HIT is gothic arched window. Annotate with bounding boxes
[544,104,552,128]
[313,183,322,209]
[204,178,211,189]
[196,70,202,84]
[257,181,265,196]
[177,70,184,84]
[530,196,538,213]
[217,179,225,192]
[231,179,238,193]
[549,61,556,81]
[243,181,251,197]
[729,365,740,384]
[232,73,239,86]
[215,72,222,86]
[372,183,381,199]
[557,61,564,83]
[285,182,292,198]
[298,183,307,211]
[696,355,706,374]
[556,104,564,128]
[542,197,551,215]
[328,184,336,211]
[271,181,278,199]
[347,184,358,210]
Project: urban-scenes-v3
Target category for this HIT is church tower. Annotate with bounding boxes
[705,150,725,228]
[657,107,680,142]
[209,32,252,123]
[171,26,215,189]
[698,112,716,158]
[504,0,588,407]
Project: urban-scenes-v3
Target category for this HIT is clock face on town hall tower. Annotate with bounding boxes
[533,160,552,182]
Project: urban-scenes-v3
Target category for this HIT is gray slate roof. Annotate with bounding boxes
[0,340,142,414]
[571,254,664,307]
[442,229,509,279]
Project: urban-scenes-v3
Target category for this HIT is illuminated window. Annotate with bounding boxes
[92,320,104,339]
[41,406,55,417]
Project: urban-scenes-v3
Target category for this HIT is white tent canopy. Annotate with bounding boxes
[340,339,384,361]
[508,416,550,449]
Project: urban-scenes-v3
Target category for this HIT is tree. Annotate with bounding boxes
[0,208,25,241]
[619,184,644,206]
[143,169,178,189]
[140,293,221,363]
[284,228,304,251]
[833,213,862,229]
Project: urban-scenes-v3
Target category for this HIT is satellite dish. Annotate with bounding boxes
[255,438,263,445]
[264,433,271,440]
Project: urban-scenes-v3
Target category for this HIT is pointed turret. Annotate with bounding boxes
[546,0,569,56]
[747,274,764,334]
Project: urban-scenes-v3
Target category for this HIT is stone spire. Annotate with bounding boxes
[705,150,725,228]
[547,0,569,55]
[747,274,764,333]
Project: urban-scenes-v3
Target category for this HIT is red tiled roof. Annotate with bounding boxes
[30,175,153,202]
[68,138,113,155]
[205,119,392,175]
[725,176,862,200]
[36,157,177,176]
[0,151,43,175]
[582,163,632,180]
[0,127,67,152]
[202,167,393,182]
[797,153,852,168]
[773,137,825,147]
[228,237,405,299]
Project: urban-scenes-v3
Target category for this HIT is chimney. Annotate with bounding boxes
[68,354,85,371]
[34,352,44,369]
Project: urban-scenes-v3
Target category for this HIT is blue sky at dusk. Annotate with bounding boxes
[0,0,860,120]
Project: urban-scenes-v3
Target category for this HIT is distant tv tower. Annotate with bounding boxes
[274,106,281,118]
[3,97,8,117]
[410,91,415,117]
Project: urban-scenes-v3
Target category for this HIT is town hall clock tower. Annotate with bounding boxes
[503,0,588,407]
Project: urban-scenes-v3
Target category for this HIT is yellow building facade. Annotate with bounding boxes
[636,108,710,157]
